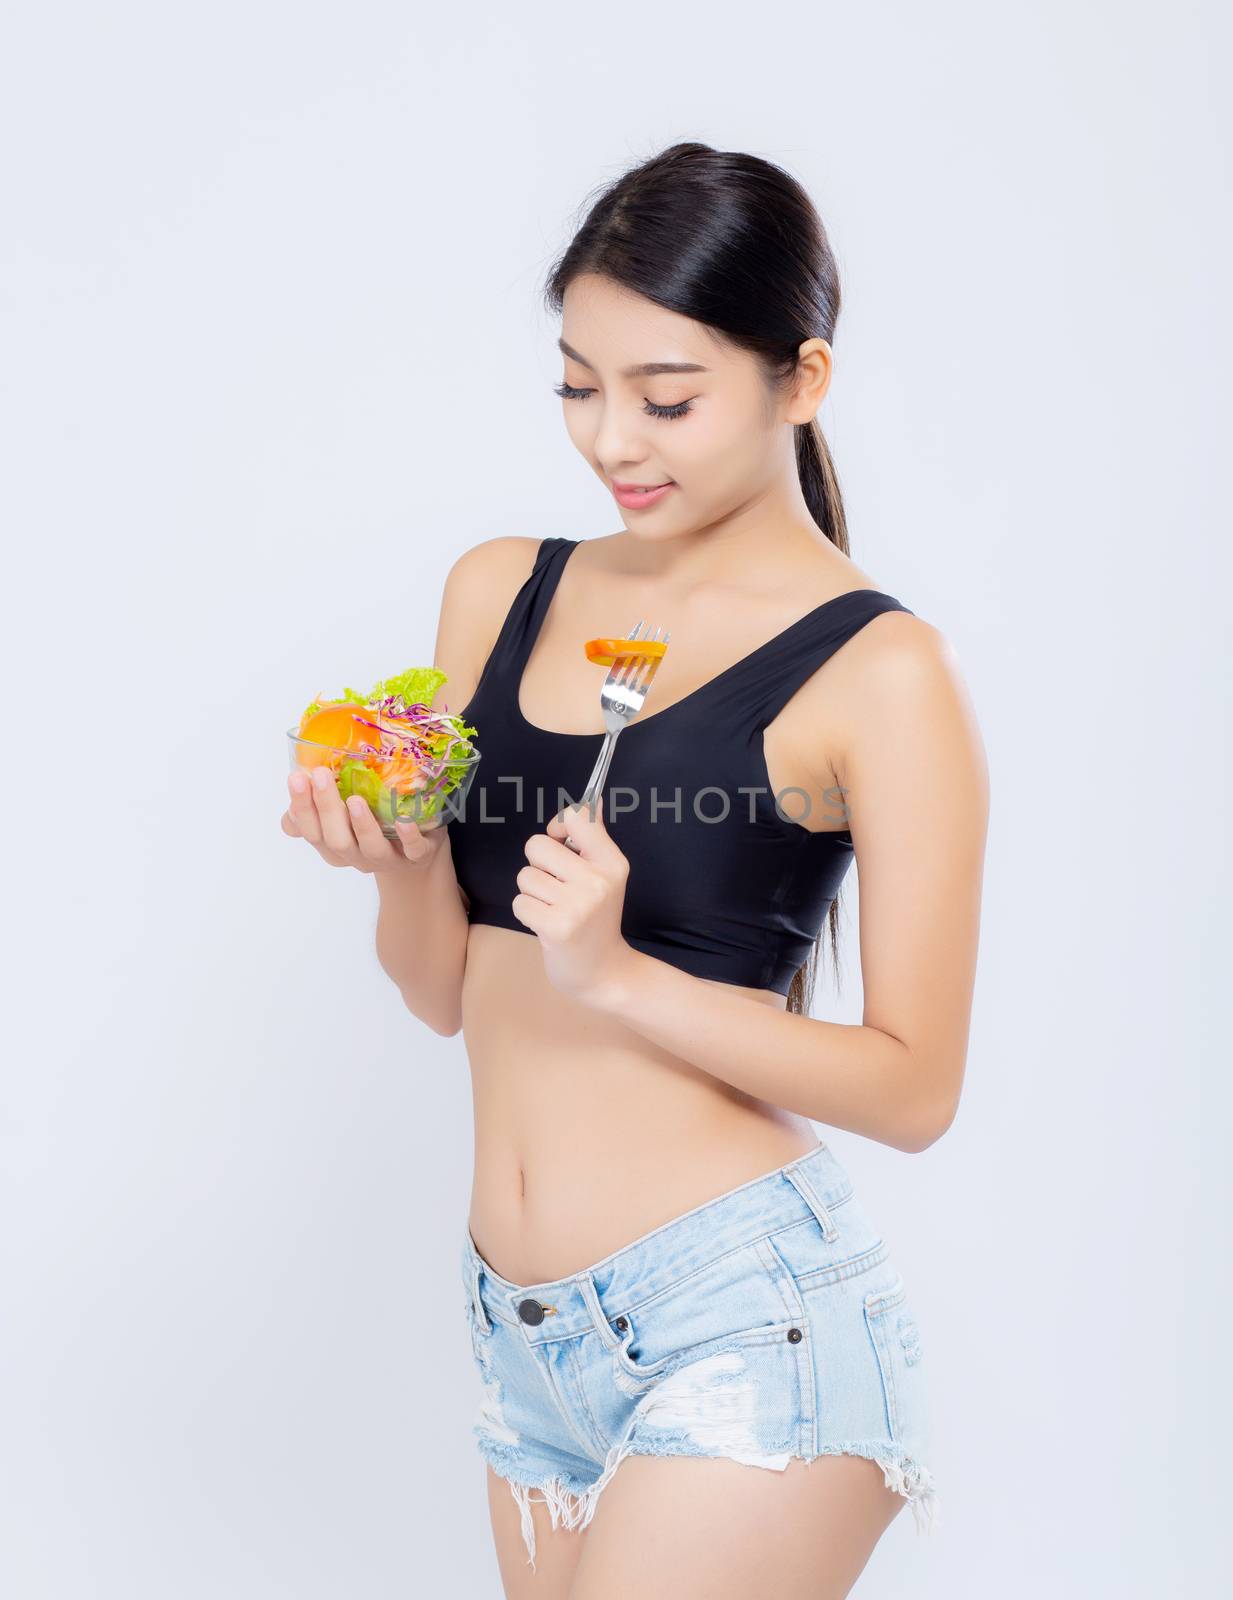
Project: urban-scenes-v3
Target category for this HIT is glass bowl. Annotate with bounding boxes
[287,728,481,838]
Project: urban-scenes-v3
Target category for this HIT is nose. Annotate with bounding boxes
[592,402,652,478]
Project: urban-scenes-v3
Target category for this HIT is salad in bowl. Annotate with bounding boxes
[287,666,479,836]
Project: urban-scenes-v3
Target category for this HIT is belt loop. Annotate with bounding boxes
[576,1271,621,1351]
[785,1162,840,1241]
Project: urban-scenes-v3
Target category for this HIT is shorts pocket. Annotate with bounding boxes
[605,1242,794,1381]
[461,1283,481,1352]
[863,1272,930,1444]
[460,1248,494,1366]
[766,1189,890,1289]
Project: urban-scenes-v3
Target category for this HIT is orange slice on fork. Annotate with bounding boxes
[584,637,669,668]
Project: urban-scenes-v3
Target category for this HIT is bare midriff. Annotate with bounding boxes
[462,923,821,1286]
[457,544,874,1287]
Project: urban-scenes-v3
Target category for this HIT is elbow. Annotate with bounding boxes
[902,1092,959,1153]
[891,1042,964,1153]
[399,988,464,1038]
[425,1005,464,1038]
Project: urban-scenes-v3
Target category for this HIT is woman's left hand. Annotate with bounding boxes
[512,794,633,1006]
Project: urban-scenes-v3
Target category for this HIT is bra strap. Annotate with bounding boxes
[479,536,578,686]
[735,591,915,729]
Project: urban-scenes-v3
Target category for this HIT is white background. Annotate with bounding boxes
[3,2,1229,1594]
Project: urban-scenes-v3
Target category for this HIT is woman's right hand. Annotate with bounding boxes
[281,767,446,874]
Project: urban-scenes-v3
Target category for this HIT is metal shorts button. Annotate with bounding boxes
[517,1298,555,1326]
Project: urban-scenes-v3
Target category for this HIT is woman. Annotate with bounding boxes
[283,142,988,1598]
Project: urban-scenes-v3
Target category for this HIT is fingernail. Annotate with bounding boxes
[312,767,330,788]
[291,772,308,793]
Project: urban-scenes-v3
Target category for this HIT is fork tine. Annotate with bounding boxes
[600,618,669,701]
[638,625,663,679]
[629,625,667,693]
[608,623,639,681]
[610,620,645,686]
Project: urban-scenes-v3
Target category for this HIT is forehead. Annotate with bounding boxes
[560,273,729,373]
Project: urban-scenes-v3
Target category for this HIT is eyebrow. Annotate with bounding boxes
[557,338,710,378]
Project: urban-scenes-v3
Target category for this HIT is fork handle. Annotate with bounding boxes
[583,731,618,805]
[564,731,617,852]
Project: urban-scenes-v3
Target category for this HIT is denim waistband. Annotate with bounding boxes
[463,1140,853,1343]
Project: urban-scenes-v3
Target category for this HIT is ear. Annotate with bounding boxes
[787,337,833,423]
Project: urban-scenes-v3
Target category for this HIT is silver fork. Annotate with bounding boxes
[563,619,670,852]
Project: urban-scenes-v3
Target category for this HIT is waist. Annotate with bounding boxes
[461,923,815,1277]
[469,1109,821,1281]
[463,1139,853,1333]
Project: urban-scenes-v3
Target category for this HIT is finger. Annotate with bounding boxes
[288,770,324,844]
[552,795,613,861]
[309,767,354,855]
[524,831,581,880]
[530,832,591,883]
[510,891,549,933]
[515,863,562,906]
[551,794,604,834]
[393,816,437,864]
[548,811,586,855]
[346,794,398,863]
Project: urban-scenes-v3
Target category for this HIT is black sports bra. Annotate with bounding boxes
[445,537,915,996]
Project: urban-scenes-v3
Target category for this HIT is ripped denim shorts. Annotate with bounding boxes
[459,1140,939,1570]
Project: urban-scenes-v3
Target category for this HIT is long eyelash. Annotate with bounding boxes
[644,399,693,420]
[552,382,694,421]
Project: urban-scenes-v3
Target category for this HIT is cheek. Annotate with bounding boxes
[678,406,770,492]
[562,406,596,455]
[711,392,772,459]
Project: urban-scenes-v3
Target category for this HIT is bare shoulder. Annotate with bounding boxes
[832,605,989,800]
[442,533,544,604]
[433,535,545,711]
[842,606,965,699]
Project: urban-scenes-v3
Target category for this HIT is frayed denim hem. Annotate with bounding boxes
[473,1436,600,1572]
[802,1440,941,1535]
[475,1430,939,1571]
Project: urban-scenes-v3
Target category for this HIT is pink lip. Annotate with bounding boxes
[612,480,675,510]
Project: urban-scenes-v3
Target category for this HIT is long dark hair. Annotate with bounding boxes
[542,141,850,1018]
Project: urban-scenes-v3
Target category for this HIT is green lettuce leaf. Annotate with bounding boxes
[368,666,449,709]
[299,665,480,828]
[302,666,450,729]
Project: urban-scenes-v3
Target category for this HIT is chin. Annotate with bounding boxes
[624,525,695,548]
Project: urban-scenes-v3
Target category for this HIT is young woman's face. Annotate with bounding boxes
[556,273,800,542]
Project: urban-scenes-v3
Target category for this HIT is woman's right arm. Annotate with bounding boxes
[281,536,540,1037]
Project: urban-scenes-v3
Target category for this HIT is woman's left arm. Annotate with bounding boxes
[514,618,989,1155]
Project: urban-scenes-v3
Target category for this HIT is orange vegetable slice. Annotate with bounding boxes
[295,701,432,795]
[298,702,382,752]
[294,704,385,771]
[584,637,669,667]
